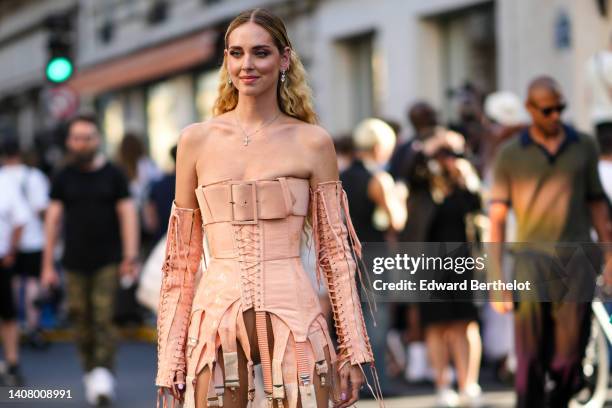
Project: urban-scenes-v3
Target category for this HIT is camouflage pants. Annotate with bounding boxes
[65,264,118,372]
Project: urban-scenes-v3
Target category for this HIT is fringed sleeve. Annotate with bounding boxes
[311,181,384,405]
[155,203,203,407]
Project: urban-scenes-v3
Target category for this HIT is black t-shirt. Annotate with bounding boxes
[148,173,175,241]
[50,162,130,271]
[340,160,385,243]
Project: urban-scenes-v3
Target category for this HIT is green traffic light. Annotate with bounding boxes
[46,57,73,83]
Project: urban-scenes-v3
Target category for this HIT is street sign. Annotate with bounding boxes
[44,85,79,120]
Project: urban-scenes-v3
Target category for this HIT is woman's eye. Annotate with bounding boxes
[229,51,242,57]
[256,51,269,57]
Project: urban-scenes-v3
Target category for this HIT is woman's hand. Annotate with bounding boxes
[161,371,186,403]
[335,363,365,408]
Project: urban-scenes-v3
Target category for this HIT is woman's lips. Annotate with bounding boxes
[240,76,259,84]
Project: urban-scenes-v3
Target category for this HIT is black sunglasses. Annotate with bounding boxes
[532,103,566,117]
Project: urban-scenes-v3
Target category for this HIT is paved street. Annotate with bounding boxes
[2,342,157,407]
[1,341,610,407]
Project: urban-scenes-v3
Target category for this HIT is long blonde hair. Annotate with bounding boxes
[212,8,318,124]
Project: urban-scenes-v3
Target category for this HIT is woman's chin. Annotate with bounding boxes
[237,84,275,97]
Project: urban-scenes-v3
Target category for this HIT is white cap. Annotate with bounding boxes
[484,91,528,126]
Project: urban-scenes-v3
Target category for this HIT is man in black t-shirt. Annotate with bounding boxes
[41,113,139,406]
[144,145,176,241]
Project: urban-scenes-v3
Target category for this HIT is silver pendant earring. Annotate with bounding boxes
[280,70,286,83]
[228,77,232,85]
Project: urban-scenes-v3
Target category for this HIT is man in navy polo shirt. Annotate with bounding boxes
[489,76,612,407]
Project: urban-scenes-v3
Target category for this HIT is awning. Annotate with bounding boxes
[69,30,218,95]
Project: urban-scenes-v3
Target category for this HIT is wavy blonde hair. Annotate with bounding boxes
[212,8,318,124]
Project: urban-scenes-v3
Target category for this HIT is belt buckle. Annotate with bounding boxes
[229,181,258,225]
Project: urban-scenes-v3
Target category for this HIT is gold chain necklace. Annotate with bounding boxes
[234,111,282,146]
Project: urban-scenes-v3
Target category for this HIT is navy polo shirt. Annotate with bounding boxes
[490,125,605,243]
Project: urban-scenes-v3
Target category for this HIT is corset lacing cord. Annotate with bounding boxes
[311,184,385,406]
[234,225,260,308]
[157,209,198,408]
[313,192,352,367]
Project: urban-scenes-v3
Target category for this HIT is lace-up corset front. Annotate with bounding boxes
[195,177,316,314]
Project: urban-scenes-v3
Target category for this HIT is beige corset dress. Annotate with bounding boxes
[156,177,381,408]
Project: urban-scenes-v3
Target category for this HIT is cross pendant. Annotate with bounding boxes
[243,134,249,146]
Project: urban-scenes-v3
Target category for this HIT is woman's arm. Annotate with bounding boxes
[156,124,204,404]
[307,126,339,187]
[174,124,202,209]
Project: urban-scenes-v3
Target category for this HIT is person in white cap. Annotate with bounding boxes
[481,91,527,185]
[586,34,612,147]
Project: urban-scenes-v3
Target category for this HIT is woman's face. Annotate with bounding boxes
[225,22,289,97]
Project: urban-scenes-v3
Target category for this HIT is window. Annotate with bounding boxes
[146,75,195,170]
[195,70,219,121]
[333,31,376,132]
[147,0,168,25]
[99,93,124,156]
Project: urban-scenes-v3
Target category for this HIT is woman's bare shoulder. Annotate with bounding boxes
[289,121,338,183]
[293,121,335,153]
[178,115,233,150]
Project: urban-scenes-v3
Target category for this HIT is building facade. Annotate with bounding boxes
[0,0,77,149]
[0,0,610,165]
[310,0,612,135]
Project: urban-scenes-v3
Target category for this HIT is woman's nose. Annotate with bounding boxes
[242,53,255,70]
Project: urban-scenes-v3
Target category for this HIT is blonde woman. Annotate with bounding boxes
[155,8,382,408]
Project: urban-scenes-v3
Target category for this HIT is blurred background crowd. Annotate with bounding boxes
[0,0,612,407]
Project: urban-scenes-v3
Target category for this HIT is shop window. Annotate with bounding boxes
[146,75,195,171]
[196,70,219,121]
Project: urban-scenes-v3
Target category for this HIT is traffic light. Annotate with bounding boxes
[45,12,74,84]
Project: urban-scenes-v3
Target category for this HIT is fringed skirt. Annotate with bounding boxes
[181,259,339,408]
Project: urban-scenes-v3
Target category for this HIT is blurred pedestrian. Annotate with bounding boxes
[586,33,612,149]
[402,128,483,406]
[340,118,402,398]
[388,101,437,182]
[342,118,404,237]
[0,141,29,386]
[481,91,527,185]
[449,83,487,171]
[116,132,161,210]
[489,76,612,407]
[0,138,50,349]
[389,102,439,386]
[41,113,140,406]
[143,145,177,242]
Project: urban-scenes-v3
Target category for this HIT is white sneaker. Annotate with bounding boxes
[405,342,430,382]
[459,383,483,407]
[436,387,460,407]
[86,367,115,406]
[83,371,96,405]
